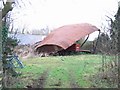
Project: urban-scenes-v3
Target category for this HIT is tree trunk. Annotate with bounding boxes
[1,2,13,88]
[116,6,120,88]
[0,7,2,90]
[118,20,120,88]
[2,2,13,19]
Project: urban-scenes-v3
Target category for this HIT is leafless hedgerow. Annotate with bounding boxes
[93,6,119,87]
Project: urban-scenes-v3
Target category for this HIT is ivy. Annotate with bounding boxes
[2,26,20,88]
[2,26,8,54]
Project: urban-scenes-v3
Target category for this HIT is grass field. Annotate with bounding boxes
[10,54,117,88]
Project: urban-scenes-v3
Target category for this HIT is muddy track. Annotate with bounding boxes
[27,69,80,88]
[68,71,80,88]
[31,70,49,88]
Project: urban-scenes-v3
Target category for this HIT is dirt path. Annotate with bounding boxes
[27,69,80,88]
[32,70,49,88]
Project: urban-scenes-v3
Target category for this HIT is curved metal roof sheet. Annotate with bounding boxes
[35,23,99,52]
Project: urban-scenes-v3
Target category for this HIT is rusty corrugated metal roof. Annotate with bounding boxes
[35,23,99,53]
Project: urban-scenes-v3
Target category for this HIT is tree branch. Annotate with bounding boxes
[2,2,13,18]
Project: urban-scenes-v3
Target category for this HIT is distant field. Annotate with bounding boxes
[10,54,117,88]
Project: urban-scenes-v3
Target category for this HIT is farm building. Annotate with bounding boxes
[35,23,100,56]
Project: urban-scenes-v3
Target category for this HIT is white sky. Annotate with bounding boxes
[9,0,119,40]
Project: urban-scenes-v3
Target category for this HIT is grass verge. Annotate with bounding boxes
[9,54,118,88]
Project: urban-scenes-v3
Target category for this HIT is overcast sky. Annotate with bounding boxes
[8,0,119,40]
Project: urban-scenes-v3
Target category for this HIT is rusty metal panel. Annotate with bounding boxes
[35,23,99,53]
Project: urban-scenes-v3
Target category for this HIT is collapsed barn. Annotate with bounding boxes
[34,23,100,56]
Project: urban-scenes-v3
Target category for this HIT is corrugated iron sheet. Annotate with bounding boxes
[35,23,99,53]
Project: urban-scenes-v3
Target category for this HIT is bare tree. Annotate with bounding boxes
[1,0,30,88]
[93,2,119,87]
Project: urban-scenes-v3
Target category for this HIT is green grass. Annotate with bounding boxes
[10,54,116,88]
